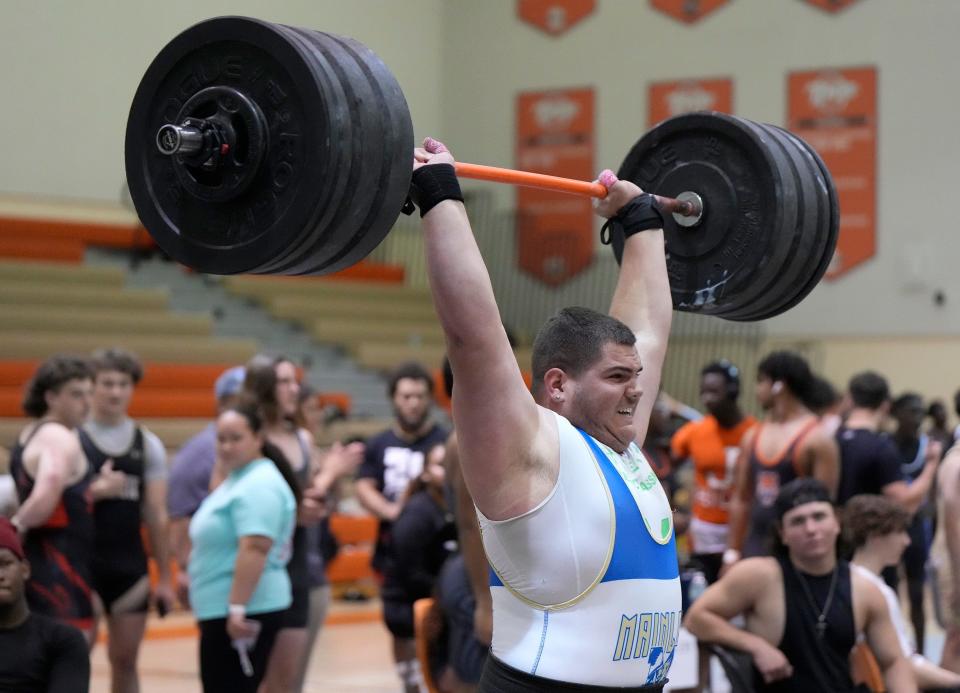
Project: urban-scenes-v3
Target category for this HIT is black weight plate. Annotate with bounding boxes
[761,126,839,317]
[307,32,412,275]
[614,112,789,318]
[722,122,825,321]
[708,119,804,320]
[729,124,830,321]
[248,24,357,274]
[125,16,337,274]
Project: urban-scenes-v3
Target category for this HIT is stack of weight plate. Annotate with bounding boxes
[125,16,413,276]
[615,112,839,321]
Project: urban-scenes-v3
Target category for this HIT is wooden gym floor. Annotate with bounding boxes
[90,600,399,693]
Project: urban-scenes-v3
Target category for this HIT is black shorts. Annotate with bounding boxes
[278,585,310,629]
[93,570,150,615]
[383,598,414,639]
[480,656,666,692]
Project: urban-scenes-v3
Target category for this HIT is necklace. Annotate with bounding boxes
[791,562,839,639]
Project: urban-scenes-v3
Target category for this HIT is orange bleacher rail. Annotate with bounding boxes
[0,237,85,263]
[0,386,217,418]
[0,217,155,250]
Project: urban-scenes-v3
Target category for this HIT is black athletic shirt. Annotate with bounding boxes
[0,613,90,693]
[381,489,457,604]
[755,557,857,693]
[835,427,903,506]
[8,423,95,630]
[357,425,448,572]
[79,427,148,578]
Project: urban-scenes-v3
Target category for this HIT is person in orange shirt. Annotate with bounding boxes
[672,361,756,583]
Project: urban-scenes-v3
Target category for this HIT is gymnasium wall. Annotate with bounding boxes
[438,0,960,340]
[0,0,444,202]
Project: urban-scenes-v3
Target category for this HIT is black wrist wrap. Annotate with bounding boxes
[408,164,464,218]
[600,193,665,245]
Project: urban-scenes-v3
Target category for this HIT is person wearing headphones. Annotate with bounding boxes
[724,351,840,568]
[671,360,756,584]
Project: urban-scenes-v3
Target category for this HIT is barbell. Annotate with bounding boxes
[124,16,838,321]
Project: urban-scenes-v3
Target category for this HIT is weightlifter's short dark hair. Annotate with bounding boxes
[532,307,636,386]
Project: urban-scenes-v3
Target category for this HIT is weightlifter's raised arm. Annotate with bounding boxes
[597,169,672,447]
[414,139,545,521]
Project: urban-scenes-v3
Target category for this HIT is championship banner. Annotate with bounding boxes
[799,0,863,13]
[517,0,596,35]
[788,67,877,279]
[516,88,595,286]
[649,0,731,24]
[648,78,733,127]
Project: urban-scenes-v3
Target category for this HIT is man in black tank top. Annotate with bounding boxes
[724,352,839,568]
[686,479,915,692]
[80,349,173,693]
[8,355,105,645]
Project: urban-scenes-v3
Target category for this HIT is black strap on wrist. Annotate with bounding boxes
[404,164,464,218]
[600,193,664,245]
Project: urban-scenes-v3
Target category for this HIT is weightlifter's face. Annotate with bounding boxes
[567,341,643,453]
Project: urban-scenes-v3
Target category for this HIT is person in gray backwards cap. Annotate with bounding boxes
[167,366,245,606]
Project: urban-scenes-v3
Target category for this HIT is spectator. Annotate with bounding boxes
[0,517,90,692]
[383,444,458,689]
[188,402,298,692]
[891,392,942,653]
[725,351,839,566]
[686,479,913,692]
[845,494,960,690]
[80,348,174,693]
[932,446,960,673]
[671,360,756,584]
[835,372,936,510]
[168,365,246,604]
[355,362,448,693]
[8,355,112,644]
[243,355,363,693]
[928,400,953,455]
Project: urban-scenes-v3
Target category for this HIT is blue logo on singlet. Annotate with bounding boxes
[611,609,679,683]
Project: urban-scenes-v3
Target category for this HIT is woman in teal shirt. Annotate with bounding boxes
[188,402,300,692]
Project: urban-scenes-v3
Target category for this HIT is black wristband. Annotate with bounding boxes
[599,193,665,245]
[409,164,464,218]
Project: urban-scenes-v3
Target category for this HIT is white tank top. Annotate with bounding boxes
[477,411,682,687]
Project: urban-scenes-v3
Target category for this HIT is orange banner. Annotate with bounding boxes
[516,88,595,286]
[650,0,731,24]
[788,66,877,279]
[517,0,596,35]
[648,78,733,127]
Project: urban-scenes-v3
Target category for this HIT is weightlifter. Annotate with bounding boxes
[412,137,680,691]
